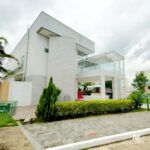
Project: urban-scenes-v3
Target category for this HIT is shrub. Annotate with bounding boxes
[85,90,92,95]
[36,77,61,121]
[55,99,134,120]
[129,90,145,109]
[132,72,148,93]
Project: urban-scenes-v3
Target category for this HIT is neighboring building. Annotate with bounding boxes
[140,69,150,95]
[0,12,125,106]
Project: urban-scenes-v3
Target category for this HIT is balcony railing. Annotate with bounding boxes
[77,65,124,76]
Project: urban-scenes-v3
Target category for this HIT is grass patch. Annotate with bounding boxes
[0,113,17,127]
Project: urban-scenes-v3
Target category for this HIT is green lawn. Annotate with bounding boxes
[0,113,17,127]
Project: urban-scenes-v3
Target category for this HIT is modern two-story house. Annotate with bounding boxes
[0,12,126,106]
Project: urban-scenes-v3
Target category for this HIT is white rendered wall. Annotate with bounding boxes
[23,22,49,105]
[25,28,49,77]
[4,33,28,73]
[34,12,94,53]
[5,11,95,78]
[8,81,32,106]
[4,11,95,104]
[25,11,94,77]
[48,36,76,100]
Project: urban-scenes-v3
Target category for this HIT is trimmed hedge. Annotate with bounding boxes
[55,99,134,119]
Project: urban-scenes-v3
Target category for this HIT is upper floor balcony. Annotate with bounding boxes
[77,51,125,78]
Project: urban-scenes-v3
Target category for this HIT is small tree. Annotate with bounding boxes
[129,90,145,109]
[132,72,148,93]
[0,37,18,77]
[130,72,148,109]
[36,77,61,121]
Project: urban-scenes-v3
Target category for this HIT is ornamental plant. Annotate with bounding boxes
[55,99,134,120]
[129,90,145,109]
[132,72,148,93]
[36,77,61,121]
[0,37,18,76]
[130,72,148,109]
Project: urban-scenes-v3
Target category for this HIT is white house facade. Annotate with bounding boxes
[0,12,126,106]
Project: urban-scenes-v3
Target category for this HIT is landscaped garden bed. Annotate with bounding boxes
[36,98,135,122]
[55,99,134,120]
[36,77,136,122]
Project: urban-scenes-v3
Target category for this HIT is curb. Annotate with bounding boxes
[17,121,42,150]
[46,128,150,150]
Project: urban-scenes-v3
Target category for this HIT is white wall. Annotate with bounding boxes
[48,36,76,100]
[25,11,95,77]
[4,11,95,104]
[26,29,49,77]
[5,11,95,78]
[34,12,95,52]
[8,81,32,106]
[5,33,28,73]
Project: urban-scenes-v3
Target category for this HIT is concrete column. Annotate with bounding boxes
[113,77,118,99]
[118,59,122,98]
[100,74,106,99]
[113,60,116,74]
[122,59,126,97]
[75,80,78,99]
[122,58,126,98]
[113,60,118,99]
[123,59,125,78]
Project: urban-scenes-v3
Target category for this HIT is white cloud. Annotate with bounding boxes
[0,0,150,82]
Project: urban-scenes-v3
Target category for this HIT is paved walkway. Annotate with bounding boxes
[14,106,36,120]
[0,127,33,150]
[24,111,150,149]
[88,135,150,150]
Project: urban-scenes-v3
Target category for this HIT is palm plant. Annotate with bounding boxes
[0,37,18,76]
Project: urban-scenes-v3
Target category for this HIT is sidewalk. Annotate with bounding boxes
[88,135,150,150]
[0,127,33,150]
[14,106,36,120]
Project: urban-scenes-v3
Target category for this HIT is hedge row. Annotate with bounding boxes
[55,99,134,119]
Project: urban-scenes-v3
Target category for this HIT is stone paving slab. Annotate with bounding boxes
[14,106,36,120]
[88,135,150,150]
[24,111,150,149]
